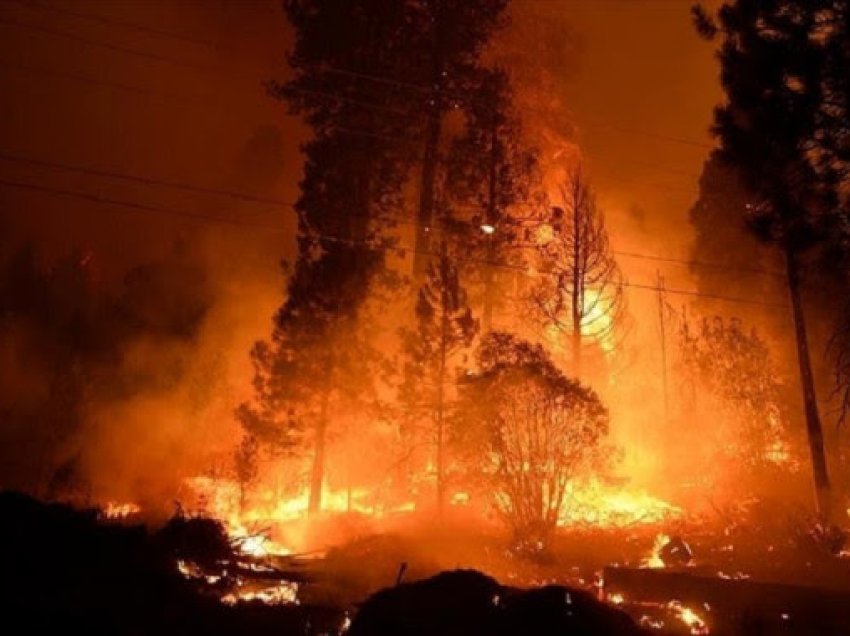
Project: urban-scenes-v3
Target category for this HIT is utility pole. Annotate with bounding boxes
[656,270,669,420]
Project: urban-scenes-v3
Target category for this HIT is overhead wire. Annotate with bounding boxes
[0,151,783,279]
[0,175,788,308]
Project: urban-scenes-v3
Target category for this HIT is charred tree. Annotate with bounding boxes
[525,165,624,377]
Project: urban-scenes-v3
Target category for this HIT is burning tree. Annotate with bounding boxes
[678,316,792,473]
[399,247,478,511]
[461,332,609,544]
[238,251,384,516]
[525,165,625,376]
[241,1,436,515]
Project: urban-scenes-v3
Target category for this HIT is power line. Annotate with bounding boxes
[0,177,287,229]
[0,176,787,309]
[1,55,705,197]
[2,5,715,154]
[0,16,211,71]
[293,60,715,151]
[0,58,208,104]
[0,151,295,208]
[576,117,714,150]
[1,151,784,279]
[14,0,217,48]
[612,249,785,278]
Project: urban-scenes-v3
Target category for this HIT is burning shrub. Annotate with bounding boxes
[460,333,610,545]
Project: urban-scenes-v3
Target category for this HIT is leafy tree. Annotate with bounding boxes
[524,165,625,376]
[678,316,792,471]
[244,1,437,514]
[694,1,841,518]
[461,332,609,544]
[398,247,478,511]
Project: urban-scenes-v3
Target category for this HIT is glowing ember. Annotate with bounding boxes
[221,581,300,606]
[101,501,141,519]
[668,600,709,635]
[607,592,625,605]
[642,533,671,569]
[340,614,352,633]
[230,529,292,558]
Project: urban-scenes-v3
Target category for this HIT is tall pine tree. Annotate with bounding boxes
[398,246,478,511]
[695,0,841,518]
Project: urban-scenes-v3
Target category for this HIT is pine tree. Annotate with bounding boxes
[398,246,478,511]
[443,68,540,331]
[410,0,511,275]
[695,0,839,519]
[241,1,430,515]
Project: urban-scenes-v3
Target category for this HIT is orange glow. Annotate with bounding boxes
[559,481,681,528]
[101,501,141,520]
[668,600,710,635]
[642,533,671,569]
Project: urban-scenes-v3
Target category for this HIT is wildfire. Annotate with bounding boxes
[221,581,300,606]
[581,289,616,353]
[230,527,292,558]
[668,601,710,635]
[101,501,141,520]
[560,481,682,529]
[185,475,415,531]
[607,591,626,605]
[642,533,671,569]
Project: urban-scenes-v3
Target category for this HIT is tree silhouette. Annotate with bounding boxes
[695,0,841,518]
[524,165,625,376]
[461,332,609,545]
[443,68,540,331]
[399,246,478,511]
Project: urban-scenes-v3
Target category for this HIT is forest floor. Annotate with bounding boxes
[4,492,850,635]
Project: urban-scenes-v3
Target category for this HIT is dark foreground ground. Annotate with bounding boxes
[0,492,641,635]
[3,491,850,635]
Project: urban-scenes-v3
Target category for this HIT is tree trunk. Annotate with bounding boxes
[785,247,831,520]
[413,5,445,277]
[482,120,499,331]
[307,393,329,517]
[571,193,582,377]
[434,244,451,514]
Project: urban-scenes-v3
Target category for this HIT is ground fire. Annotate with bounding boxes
[4,0,850,634]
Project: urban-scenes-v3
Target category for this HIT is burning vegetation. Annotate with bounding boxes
[5,0,850,634]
